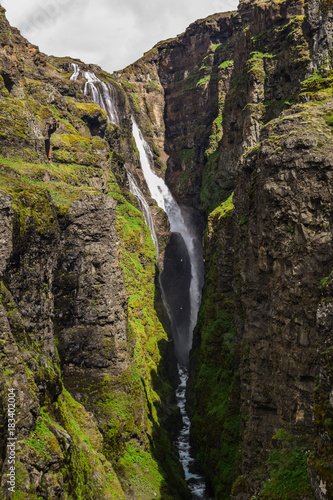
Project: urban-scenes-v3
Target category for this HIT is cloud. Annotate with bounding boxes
[1,0,239,72]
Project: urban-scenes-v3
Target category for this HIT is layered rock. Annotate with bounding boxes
[0,6,188,499]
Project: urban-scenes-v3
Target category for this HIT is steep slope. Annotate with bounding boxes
[0,7,188,499]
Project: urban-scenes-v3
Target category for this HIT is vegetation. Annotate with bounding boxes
[189,195,240,499]
[259,429,314,499]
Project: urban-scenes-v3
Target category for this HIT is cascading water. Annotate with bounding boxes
[70,65,151,250]
[70,64,119,124]
[131,119,204,363]
[83,71,119,125]
[70,64,209,498]
[69,63,80,81]
[127,170,159,255]
[131,119,210,499]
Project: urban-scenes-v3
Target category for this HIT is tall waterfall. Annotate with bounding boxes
[70,64,209,498]
[131,119,209,499]
[131,118,204,364]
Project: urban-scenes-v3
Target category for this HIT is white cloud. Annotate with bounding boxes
[1,0,239,72]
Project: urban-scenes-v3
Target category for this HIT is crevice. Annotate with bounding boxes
[2,72,15,93]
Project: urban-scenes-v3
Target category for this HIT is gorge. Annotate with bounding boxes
[0,0,332,499]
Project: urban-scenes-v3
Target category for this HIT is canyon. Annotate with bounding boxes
[0,0,332,499]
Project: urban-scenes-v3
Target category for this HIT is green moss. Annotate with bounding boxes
[320,269,333,289]
[196,76,211,87]
[219,60,234,69]
[189,198,240,498]
[208,193,234,222]
[301,68,333,94]
[54,389,126,499]
[258,430,314,499]
[51,133,109,165]
[111,199,189,499]
[0,157,103,217]
[247,52,273,81]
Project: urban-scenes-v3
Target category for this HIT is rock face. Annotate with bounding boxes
[0,0,333,499]
[116,0,333,498]
[0,6,188,499]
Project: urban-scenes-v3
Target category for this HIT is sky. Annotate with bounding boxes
[1,0,239,73]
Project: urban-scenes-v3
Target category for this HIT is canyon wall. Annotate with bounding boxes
[117,0,333,498]
[0,7,188,499]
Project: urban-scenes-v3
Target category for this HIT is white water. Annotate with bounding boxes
[83,71,119,125]
[176,366,211,499]
[70,64,119,124]
[69,63,80,81]
[131,119,208,498]
[127,170,159,255]
[131,118,204,362]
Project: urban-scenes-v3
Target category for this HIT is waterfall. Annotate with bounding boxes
[131,119,209,499]
[69,63,80,81]
[69,64,119,124]
[70,64,209,498]
[127,170,159,255]
[83,71,119,125]
[131,118,204,363]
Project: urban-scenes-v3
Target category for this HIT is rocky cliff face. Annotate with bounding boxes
[116,0,333,498]
[0,0,332,499]
[0,7,188,499]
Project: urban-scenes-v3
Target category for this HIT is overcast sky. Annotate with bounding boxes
[1,0,239,72]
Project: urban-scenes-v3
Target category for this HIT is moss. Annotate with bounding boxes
[301,68,333,94]
[189,198,240,498]
[100,198,190,499]
[0,158,103,218]
[51,133,109,165]
[219,60,234,69]
[208,193,234,223]
[196,76,211,87]
[258,430,314,499]
[247,52,273,82]
[320,269,333,289]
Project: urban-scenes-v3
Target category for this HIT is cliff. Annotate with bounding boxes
[0,0,332,499]
[0,6,188,499]
[116,0,333,498]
